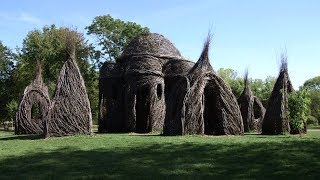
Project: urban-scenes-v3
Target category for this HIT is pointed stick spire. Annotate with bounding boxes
[34,61,43,84]
[244,68,249,89]
[198,33,212,63]
[66,30,77,62]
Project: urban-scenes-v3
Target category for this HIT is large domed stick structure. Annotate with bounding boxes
[262,55,294,135]
[44,32,92,137]
[163,37,244,135]
[99,33,244,135]
[237,70,265,133]
[15,63,50,135]
[99,33,184,133]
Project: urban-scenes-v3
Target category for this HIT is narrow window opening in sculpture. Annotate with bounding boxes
[253,100,261,119]
[136,87,150,133]
[156,83,162,100]
[31,102,42,121]
[204,84,219,135]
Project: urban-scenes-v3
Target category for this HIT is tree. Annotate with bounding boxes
[86,14,150,65]
[0,41,16,123]
[217,68,276,102]
[304,76,320,90]
[0,41,15,80]
[15,25,99,124]
[288,89,311,134]
[303,76,320,123]
[251,76,276,106]
[217,68,244,98]
[6,100,18,122]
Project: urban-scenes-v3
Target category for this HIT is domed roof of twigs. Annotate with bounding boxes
[120,33,184,60]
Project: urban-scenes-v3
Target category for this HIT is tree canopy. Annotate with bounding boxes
[303,76,320,124]
[288,89,311,134]
[304,76,320,91]
[86,14,150,65]
[0,41,16,122]
[217,68,276,105]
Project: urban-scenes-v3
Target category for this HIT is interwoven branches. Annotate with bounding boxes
[163,36,244,135]
[100,33,244,135]
[45,32,92,137]
[16,32,92,137]
[238,70,265,133]
[16,63,50,135]
[262,54,293,135]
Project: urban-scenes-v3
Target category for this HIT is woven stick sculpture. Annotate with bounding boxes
[262,54,293,135]
[15,63,50,135]
[99,33,243,135]
[44,32,92,137]
[163,36,244,135]
[99,33,183,133]
[238,70,265,133]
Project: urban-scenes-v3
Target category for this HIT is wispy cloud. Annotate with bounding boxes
[0,12,42,25]
[16,13,41,25]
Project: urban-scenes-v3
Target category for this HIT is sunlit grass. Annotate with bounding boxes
[1,130,320,179]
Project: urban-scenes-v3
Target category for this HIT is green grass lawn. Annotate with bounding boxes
[1,130,320,179]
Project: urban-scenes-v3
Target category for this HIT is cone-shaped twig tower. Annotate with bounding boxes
[238,70,265,132]
[16,62,51,135]
[163,35,244,135]
[262,54,293,135]
[44,31,92,137]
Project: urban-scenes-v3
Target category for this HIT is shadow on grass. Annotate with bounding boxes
[0,134,43,141]
[0,140,319,179]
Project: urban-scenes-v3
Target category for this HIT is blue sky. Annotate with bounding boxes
[1,0,319,88]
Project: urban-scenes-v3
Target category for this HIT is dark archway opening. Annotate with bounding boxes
[240,101,250,132]
[31,102,42,121]
[156,84,162,100]
[203,83,220,135]
[135,86,151,133]
[253,100,261,119]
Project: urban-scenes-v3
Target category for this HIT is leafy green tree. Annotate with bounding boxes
[303,76,320,123]
[15,25,99,124]
[217,68,276,102]
[0,41,16,123]
[0,41,15,79]
[86,14,150,65]
[251,76,276,106]
[217,68,244,98]
[288,89,311,134]
[304,76,320,90]
[6,100,18,122]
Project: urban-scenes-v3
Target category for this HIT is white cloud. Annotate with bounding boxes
[16,13,41,25]
[0,12,42,25]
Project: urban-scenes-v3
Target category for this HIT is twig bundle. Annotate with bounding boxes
[45,32,92,137]
[262,55,293,135]
[237,70,265,133]
[100,33,244,135]
[16,63,50,135]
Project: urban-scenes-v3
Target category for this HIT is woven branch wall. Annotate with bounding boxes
[45,34,92,137]
[16,33,92,138]
[163,39,243,135]
[238,72,265,133]
[15,64,50,135]
[262,57,293,135]
[100,33,244,135]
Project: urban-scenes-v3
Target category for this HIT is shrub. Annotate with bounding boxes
[288,89,311,134]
